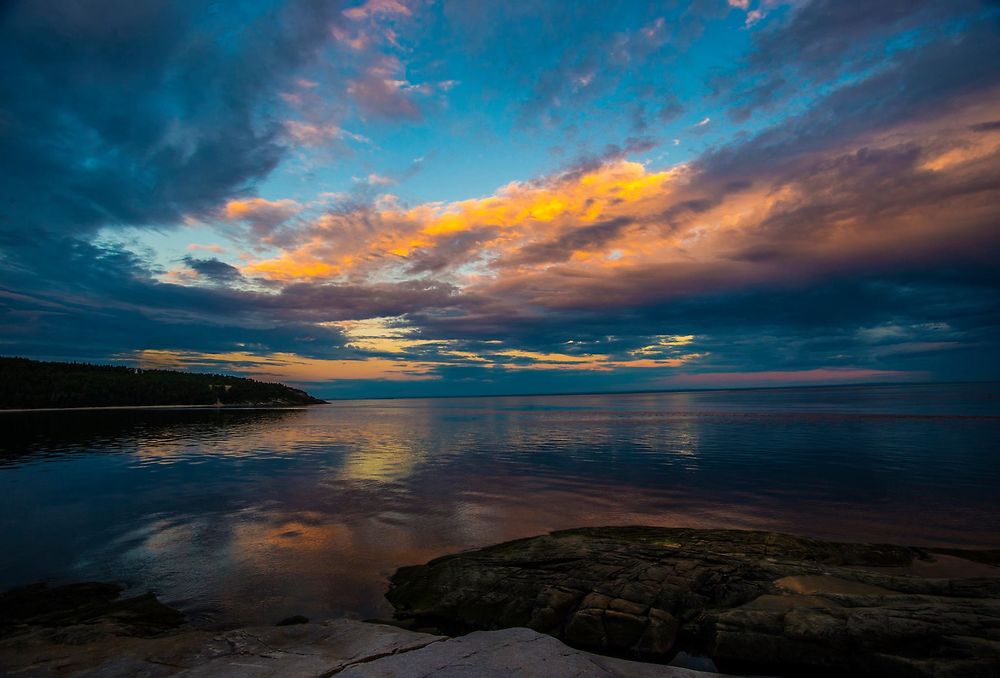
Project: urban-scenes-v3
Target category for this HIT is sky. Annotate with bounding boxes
[1,0,998,399]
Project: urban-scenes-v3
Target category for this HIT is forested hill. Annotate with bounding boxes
[0,357,325,409]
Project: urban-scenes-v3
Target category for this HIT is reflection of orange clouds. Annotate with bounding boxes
[338,422,426,485]
[341,446,419,484]
[250,517,355,553]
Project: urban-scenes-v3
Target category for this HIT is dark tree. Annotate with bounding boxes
[0,357,325,409]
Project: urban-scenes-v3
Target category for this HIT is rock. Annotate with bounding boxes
[337,626,726,678]
[0,582,185,641]
[386,526,1000,677]
[669,651,720,673]
[276,615,310,626]
[0,581,724,676]
[0,617,724,677]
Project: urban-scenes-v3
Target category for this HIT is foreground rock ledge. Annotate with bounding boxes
[386,526,1000,678]
[0,586,720,677]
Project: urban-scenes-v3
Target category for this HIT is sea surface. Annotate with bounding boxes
[2,382,998,626]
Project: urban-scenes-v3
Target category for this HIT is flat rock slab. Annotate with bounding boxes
[339,626,724,678]
[0,619,723,677]
[386,526,1000,677]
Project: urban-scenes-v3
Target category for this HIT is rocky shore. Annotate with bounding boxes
[2,528,997,677]
[0,583,719,677]
[387,527,1000,677]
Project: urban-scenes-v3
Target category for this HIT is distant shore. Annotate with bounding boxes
[0,402,326,413]
[0,356,325,409]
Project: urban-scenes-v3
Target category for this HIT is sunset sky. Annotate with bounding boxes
[1,0,998,398]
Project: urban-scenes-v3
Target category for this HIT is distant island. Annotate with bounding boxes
[0,356,325,409]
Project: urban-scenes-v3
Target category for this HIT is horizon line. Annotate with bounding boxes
[315,379,998,402]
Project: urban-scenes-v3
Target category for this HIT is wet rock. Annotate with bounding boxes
[386,526,1000,677]
[0,582,185,641]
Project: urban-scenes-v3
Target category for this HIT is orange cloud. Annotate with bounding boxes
[240,159,682,282]
[221,198,301,243]
[224,197,299,222]
[224,90,999,331]
[495,350,707,372]
[132,349,439,382]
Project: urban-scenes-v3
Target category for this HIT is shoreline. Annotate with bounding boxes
[2,526,998,677]
[0,402,326,413]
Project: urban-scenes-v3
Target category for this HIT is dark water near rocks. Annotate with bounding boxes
[1,382,998,626]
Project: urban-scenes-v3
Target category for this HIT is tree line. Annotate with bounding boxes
[0,356,325,409]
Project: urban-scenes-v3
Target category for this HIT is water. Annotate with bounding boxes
[1,382,998,626]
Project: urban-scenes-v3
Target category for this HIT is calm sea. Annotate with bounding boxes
[1,382,998,625]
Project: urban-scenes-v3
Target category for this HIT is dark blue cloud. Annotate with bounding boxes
[182,257,243,283]
[0,0,343,237]
[707,16,1000,179]
[0,227,472,366]
[721,0,992,120]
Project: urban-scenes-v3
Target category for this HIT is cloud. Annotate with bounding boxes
[0,0,346,238]
[181,256,244,283]
[243,79,1000,312]
[438,2,682,127]
[347,55,422,120]
[658,98,685,122]
[284,120,370,147]
[187,243,225,254]
[1,1,998,395]
[239,159,681,282]
[365,173,396,186]
[129,349,438,383]
[209,32,1000,392]
[743,10,765,28]
[343,0,412,21]
[222,198,302,239]
[723,0,990,118]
